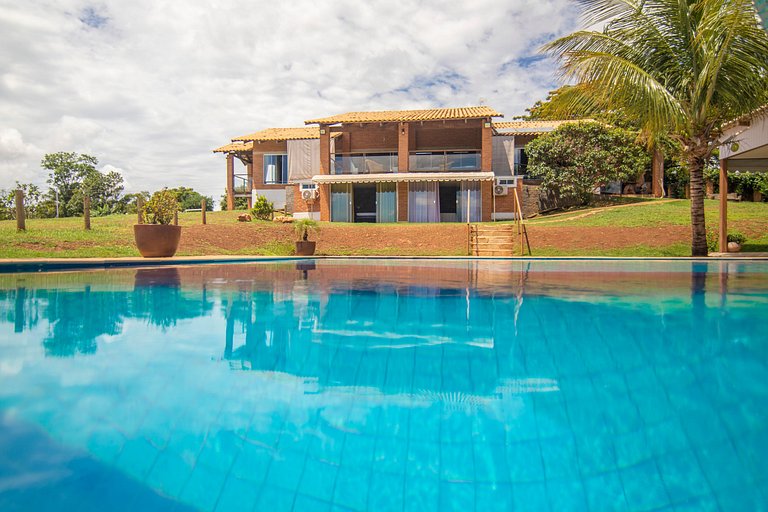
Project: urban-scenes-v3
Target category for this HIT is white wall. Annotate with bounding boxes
[252,189,286,210]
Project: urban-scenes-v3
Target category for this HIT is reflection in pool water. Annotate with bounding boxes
[0,259,767,511]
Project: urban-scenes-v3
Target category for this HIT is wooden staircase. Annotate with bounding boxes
[469,224,518,256]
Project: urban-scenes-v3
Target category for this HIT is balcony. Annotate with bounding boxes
[233,174,252,195]
[332,153,398,175]
[409,151,480,172]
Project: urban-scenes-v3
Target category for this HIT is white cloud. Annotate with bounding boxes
[0,0,578,202]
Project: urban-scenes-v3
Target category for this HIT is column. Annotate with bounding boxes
[398,122,410,172]
[246,162,254,208]
[226,153,234,210]
[718,159,728,253]
[481,121,492,172]
[319,125,331,175]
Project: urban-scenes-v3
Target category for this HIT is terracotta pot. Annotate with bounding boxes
[727,241,742,253]
[295,241,316,256]
[134,224,182,257]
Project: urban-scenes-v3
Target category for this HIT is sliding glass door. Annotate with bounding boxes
[457,181,481,222]
[376,183,397,223]
[331,184,352,222]
[408,182,439,222]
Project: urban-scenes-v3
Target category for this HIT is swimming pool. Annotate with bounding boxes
[0,258,766,511]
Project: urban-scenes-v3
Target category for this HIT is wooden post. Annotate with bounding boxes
[15,190,25,231]
[174,210,178,226]
[226,154,235,210]
[137,197,144,224]
[718,159,728,253]
[201,199,207,225]
[83,197,91,230]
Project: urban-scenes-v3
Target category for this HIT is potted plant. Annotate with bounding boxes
[134,189,182,257]
[294,218,319,256]
[727,232,746,253]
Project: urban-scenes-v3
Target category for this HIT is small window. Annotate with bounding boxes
[264,154,288,184]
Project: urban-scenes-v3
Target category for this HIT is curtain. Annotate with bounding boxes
[408,182,439,222]
[265,162,277,184]
[287,139,320,182]
[376,183,397,223]
[492,136,515,176]
[457,182,481,222]
[331,184,352,222]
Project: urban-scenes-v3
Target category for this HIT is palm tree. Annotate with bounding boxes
[542,0,768,255]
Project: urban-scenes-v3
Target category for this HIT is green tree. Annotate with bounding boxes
[0,182,44,220]
[541,0,768,255]
[169,187,213,211]
[41,152,99,217]
[219,190,248,210]
[526,122,651,204]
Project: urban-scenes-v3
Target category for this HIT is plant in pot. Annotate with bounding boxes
[134,189,182,257]
[727,232,747,253]
[294,218,319,256]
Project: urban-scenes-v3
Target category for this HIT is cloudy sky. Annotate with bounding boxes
[0,0,578,206]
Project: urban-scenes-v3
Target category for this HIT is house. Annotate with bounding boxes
[215,107,586,221]
[718,104,768,251]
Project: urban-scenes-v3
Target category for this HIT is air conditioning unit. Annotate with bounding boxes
[300,182,318,201]
[494,177,517,196]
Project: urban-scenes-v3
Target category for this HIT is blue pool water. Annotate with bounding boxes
[0,259,767,511]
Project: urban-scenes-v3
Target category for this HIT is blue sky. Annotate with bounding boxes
[0,1,578,204]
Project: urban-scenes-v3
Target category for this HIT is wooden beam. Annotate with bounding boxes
[718,159,728,253]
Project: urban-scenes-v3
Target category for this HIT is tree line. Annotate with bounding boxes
[0,152,214,220]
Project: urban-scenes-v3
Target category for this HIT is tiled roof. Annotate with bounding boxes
[232,127,322,142]
[212,141,254,153]
[721,104,768,132]
[493,119,596,135]
[305,106,503,125]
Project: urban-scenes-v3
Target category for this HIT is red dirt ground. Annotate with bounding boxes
[177,222,692,255]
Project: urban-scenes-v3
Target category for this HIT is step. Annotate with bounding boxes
[473,237,515,243]
[474,242,518,247]
[475,251,517,256]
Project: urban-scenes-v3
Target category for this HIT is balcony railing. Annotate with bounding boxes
[233,174,252,195]
[332,152,398,174]
[409,151,481,172]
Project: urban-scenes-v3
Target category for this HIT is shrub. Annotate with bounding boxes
[727,232,747,245]
[142,189,179,225]
[294,218,319,241]
[251,195,274,220]
[706,229,719,253]
[526,122,650,205]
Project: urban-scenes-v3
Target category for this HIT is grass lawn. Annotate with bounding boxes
[0,199,765,258]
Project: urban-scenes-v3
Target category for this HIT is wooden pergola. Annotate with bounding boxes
[718,106,768,252]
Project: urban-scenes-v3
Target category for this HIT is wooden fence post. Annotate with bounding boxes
[84,197,91,230]
[15,190,25,232]
[201,199,207,225]
[137,197,144,224]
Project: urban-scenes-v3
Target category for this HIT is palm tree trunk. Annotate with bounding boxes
[687,152,708,256]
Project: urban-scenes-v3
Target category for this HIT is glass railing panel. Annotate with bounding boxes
[233,175,252,194]
[445,152,480,171]
[332,153,397,174]
[409,151,480,171]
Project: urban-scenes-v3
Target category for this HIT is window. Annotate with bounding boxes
[263,154,288,184]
